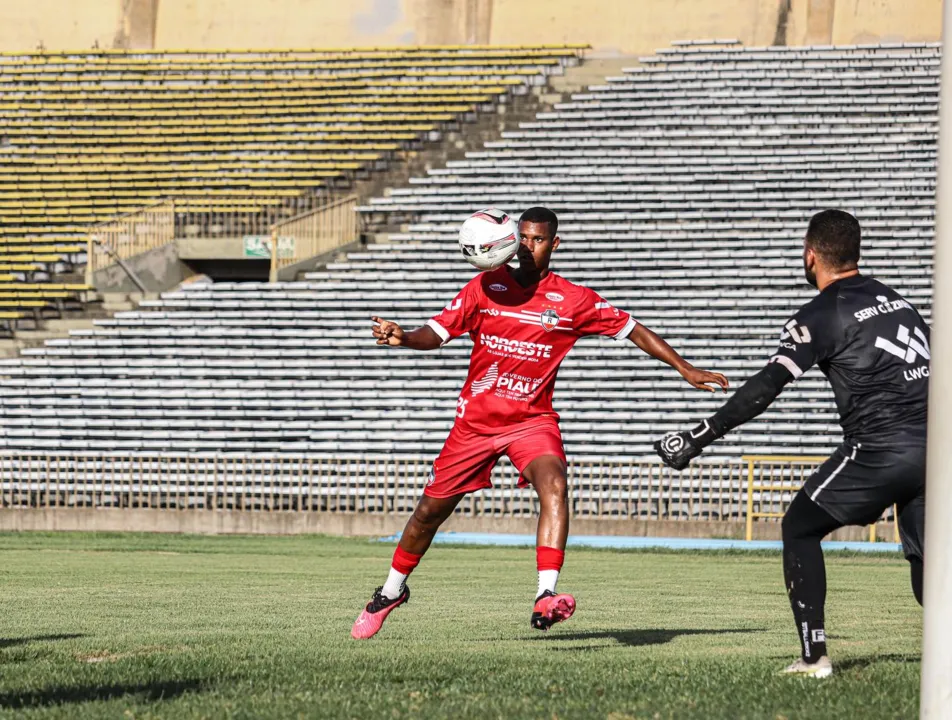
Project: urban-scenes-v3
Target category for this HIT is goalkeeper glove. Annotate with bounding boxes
[654,420,718,471]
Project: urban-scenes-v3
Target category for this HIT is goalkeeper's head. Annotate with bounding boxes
[803,209,861,288]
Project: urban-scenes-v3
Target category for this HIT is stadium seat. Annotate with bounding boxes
[0,42,937,514]
[0,47,583,240]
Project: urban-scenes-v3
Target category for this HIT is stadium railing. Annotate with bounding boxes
[743,454,899,542]
[268,194,359,281]
[85,200,176,285]
[0,453,899,542]
[0,454,737,518]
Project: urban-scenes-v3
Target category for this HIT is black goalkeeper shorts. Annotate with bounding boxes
[802,441,925,560]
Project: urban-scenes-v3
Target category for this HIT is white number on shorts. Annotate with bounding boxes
[456,397,468,418]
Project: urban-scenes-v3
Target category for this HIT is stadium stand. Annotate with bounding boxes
[0,45,581,325]
[0,46,583,238]
[0,238,89,336]
[0,42,937,518]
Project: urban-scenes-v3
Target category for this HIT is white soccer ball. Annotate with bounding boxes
[458,208,519,271]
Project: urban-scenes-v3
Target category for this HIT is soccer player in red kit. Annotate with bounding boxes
[351,207,728,639]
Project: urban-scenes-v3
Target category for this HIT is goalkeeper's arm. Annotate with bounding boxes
[654,362,794,470]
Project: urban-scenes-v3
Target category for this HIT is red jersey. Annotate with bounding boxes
[426,266,636,434]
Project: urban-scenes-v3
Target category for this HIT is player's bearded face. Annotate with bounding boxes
[803,245,818,288]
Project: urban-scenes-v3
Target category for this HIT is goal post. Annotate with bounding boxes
[920,4,952,715]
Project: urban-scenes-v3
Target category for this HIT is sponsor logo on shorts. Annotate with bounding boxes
[426,466,436,486]
[479,334,552,361]
[489,283,508,292]
[540,309,560,332]
[479,308,500,316]
[545,292,564,302]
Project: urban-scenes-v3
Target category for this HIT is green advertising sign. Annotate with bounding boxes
[242,236,271,258]
[243,236,295,259]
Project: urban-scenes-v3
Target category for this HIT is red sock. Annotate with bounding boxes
[392,546,423,575]
[536,546,565,572]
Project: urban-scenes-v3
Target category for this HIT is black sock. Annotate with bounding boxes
[782,492,842,663]
[784,541,828,662]
[909,556,924,606]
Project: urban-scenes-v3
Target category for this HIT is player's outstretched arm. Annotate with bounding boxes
[654,362,793,471]
[371,316,443,350]
[628,323,728,393]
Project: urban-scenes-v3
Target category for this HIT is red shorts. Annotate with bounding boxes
[424,418,567,498]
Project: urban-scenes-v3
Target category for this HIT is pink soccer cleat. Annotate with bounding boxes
[351,585,410,639]
[530,589,576,631]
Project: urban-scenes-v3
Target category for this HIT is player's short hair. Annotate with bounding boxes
[805,209,861,269]
[519,206,558,239]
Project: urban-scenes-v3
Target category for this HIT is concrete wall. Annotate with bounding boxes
[0,508,892,541]
[0,0,119,51]
[491,0,782,55]
[831,0,942,44]
[117,0,160,49]
[154,0,496,48]
[0,0,941,53]
[92,241,192,294]
[155,0,414,48]
[176,236,249,261]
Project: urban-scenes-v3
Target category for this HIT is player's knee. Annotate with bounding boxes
[781,509,802,543]
[411,500,447,530]
[538,470,568,504]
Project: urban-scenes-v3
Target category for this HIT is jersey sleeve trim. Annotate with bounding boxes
[613,316,637,341]
[770,354,803,380]
[426,318,451,345]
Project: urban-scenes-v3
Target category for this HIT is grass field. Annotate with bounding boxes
[0,532,921,719]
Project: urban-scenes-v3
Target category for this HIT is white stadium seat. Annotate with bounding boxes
[0,41,937,478]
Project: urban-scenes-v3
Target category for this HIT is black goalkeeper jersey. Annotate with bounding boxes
[768,274,930,449]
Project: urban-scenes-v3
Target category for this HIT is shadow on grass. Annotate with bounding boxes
[837,653,921,672]
[535,628,764,648]
[0,678,205,709]
[0,634,86,649]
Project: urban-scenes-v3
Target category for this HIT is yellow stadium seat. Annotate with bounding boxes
[0,283,89,291]
[0,292,72,299]
[0,255,63,263]
[0,46,581,243]
[0,300,49,308]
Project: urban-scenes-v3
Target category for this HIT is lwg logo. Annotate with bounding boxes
[780,319,811,344]
[875,325,931,363]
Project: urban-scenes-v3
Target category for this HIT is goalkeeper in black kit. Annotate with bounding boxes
[655,210,928,679]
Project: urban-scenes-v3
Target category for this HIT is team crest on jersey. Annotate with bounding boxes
[540,309,560,332]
